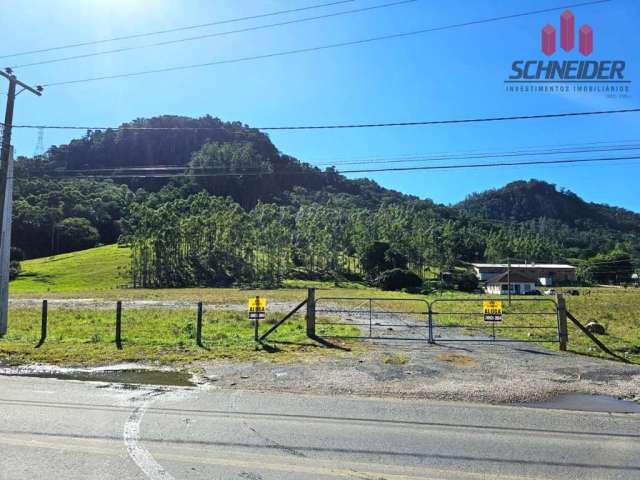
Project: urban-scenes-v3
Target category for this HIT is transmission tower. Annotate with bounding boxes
[33,126,44,156]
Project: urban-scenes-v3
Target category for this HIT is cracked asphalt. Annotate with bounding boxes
[1,374,639,480]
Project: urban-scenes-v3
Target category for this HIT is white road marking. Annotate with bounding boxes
[124,389,176,480]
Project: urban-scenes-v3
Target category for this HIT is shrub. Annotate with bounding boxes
[456,272,479,292]
[377,268,423,291]
[9,260,21,281]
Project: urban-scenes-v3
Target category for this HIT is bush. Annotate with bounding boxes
[9,260,21,281]
[455,272,479,292]
[377,268,423,291]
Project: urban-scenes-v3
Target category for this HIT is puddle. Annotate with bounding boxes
[521,394,640,413]
[1,368,195,387]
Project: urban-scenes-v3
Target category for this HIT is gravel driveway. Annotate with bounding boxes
[199,301,640,404]
[198,340,640,404]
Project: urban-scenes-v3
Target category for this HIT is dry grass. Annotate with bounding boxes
[382,353,410,365]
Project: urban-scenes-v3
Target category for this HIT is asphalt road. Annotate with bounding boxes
[0,375,639,480]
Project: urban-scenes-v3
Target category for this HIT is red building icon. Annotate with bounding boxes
[560,10,574,51]
[541,24,556,56]
[579,25,593,56]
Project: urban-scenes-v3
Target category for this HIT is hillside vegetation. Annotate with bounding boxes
[10,115,639,289]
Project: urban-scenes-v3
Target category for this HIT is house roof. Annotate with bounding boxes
[471,263,576,270]
[485,271,537,284]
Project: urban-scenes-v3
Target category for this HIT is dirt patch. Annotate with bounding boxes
[434,352,478,368]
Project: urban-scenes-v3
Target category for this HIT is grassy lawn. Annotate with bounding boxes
[563,289,640,363]
[0,307,360,366]
[11,244,131,294]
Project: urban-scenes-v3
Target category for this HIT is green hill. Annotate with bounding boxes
[10,245,130,294]
[456,179,640,261]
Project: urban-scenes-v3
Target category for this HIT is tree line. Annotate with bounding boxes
[125,192,568,288]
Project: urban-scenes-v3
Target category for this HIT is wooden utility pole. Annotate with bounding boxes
[0,69,42,336]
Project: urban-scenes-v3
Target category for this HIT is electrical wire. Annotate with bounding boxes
[40,142,640,173]
[313,144,640,167]
[11,108,640,131]
[304,137,640,164]
[0,0,355,60]
[38,0,611,87]
[10,1,417,69]
[22,154,640,179]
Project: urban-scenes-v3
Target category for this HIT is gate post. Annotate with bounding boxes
[427,302,434,344]
[557,294,568,351]
[35,299,47,348]
[306,288,316,337]
[115,301,122,350]
[196,302,203,347]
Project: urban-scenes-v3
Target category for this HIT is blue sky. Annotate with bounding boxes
[2,0,639,210]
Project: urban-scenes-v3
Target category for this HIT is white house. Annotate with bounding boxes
[483,271,537,295]
[471,263,577,286]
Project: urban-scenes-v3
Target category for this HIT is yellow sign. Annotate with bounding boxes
[248,297,267,312]
[483,300,502,322]
[483,300,503,314]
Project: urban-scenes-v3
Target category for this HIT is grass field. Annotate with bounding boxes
[0,307,360,365]
[7,246,640,365]
[11,245,131,294]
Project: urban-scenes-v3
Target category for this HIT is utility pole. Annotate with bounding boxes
[0,69,42,336]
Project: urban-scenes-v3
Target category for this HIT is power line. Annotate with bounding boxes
[338,154,640,174]
[11,108,640,132]
[38,142,640,173]
[38,0,611,87]
[305,137,640,163]
[0,0,355,60]
[10,1,417,70]
[314,143,640,167]
[21,154,640,179]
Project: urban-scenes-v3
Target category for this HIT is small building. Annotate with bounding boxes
[484,271,537,295]
[471,263,577,285]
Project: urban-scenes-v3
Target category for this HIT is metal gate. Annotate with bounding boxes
[315,296,429,341]
[429,297,560,343]
[313,295,560,344]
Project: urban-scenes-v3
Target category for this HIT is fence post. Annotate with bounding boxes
[35,300,47,348]
[115,301,122,350]
[368,299,372,338]
[196,302,203,347]
[306,288,316,337]
[427,302,434,344]
[254,295,260,342]
[557,294,568,351]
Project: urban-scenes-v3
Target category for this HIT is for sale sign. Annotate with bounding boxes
[483,300,503,322]
[248,296,266,321]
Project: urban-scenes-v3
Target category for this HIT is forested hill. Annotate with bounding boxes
[456,180,640,233]
[10,116,639,277]
[16,115,414,209]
